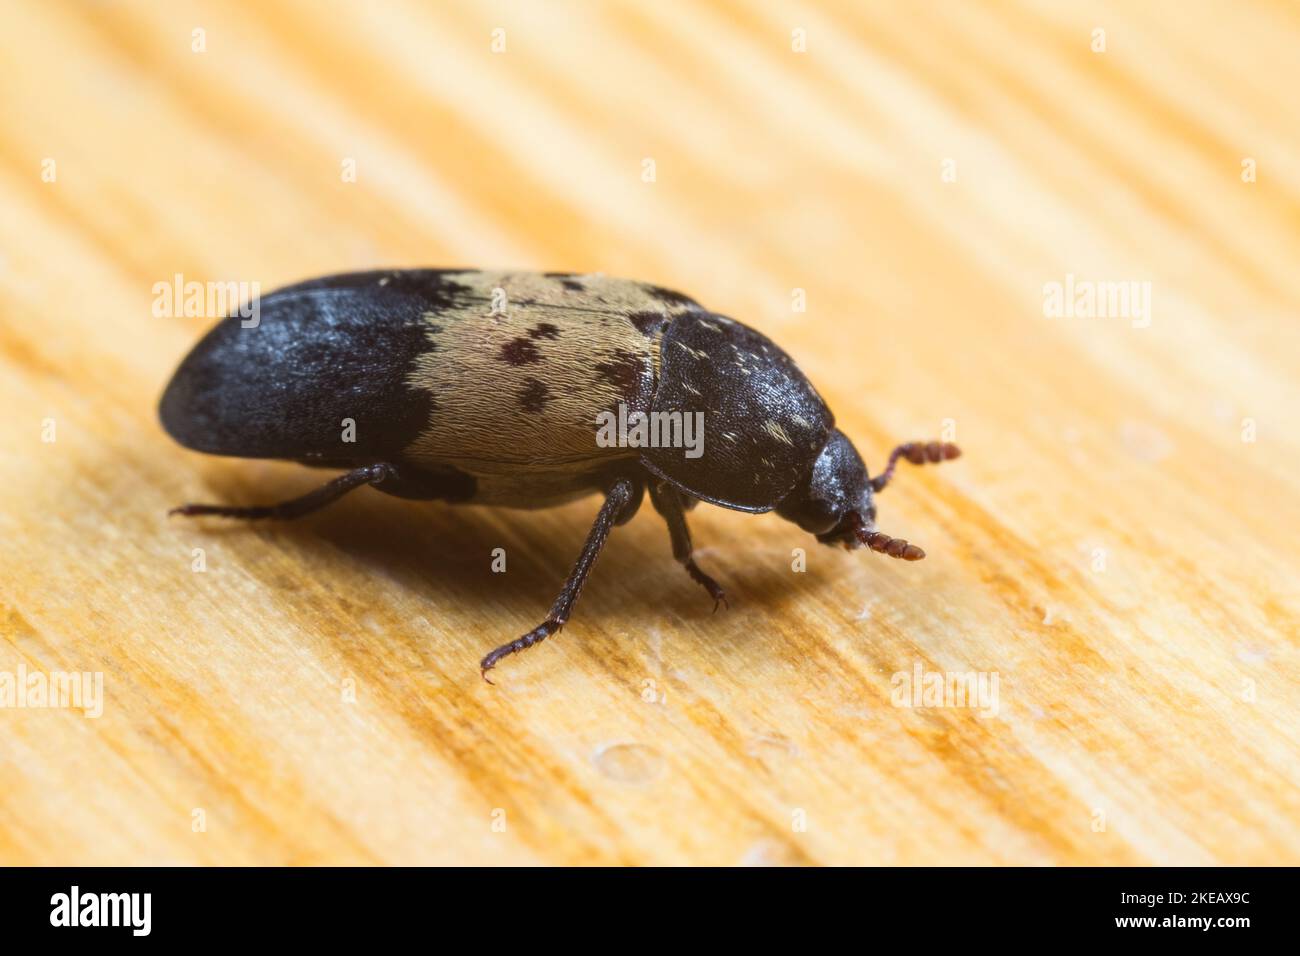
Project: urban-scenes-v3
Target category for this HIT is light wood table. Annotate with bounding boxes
[1,0,1296,865]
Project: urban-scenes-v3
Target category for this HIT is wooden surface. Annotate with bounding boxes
[2,0,1298,866]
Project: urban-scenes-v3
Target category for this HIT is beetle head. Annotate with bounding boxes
[775,429,926,561]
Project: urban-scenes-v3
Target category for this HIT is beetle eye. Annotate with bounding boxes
[799,501,839,535]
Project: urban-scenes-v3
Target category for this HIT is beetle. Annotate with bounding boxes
[159,270,961,678]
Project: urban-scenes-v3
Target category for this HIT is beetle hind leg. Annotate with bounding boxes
[169,462,400,520]
[649,480,728,612]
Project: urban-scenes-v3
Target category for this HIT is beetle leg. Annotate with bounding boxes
[648,480,728,612]
[480,478,636,681]
[870,441,961,493]
[169,463,399,520]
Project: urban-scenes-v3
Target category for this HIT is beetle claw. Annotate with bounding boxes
[684,558,728,611]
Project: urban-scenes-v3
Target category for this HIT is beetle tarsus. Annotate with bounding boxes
[481,619,563,679]
[871,441,961,493]
[685,558,728,612]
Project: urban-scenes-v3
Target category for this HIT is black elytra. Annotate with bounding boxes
[159,270,961,678]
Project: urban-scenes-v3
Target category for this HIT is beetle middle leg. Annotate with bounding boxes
[169,462,404,519]
[480,478,638,681]
[649,480,728,612]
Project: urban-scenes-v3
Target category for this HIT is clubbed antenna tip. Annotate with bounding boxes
[856,528,926,561]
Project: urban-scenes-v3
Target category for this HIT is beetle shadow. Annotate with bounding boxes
[177,469,811,657]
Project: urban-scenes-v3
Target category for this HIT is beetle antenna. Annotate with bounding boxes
[871,441,961,493]
[841,512,925,560]
[856,527,926,561]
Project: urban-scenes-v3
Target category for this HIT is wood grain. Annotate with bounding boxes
[1,0,1297,865]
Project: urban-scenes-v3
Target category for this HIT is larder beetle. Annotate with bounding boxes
[159,270,961,678]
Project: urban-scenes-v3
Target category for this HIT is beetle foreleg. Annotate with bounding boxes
[648,480,728,612]
[870,441,961,493]
[480,478,636,681]
[169,462,399,520]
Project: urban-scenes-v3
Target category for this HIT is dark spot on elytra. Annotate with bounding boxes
[627,311,668,336]
[428,279,476,310]
[500,336,541,365]
[543,272,584,291]
[528,322,561,340]
[518,377,550,413]
[594,349,646,397]
[643,284,696,308]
